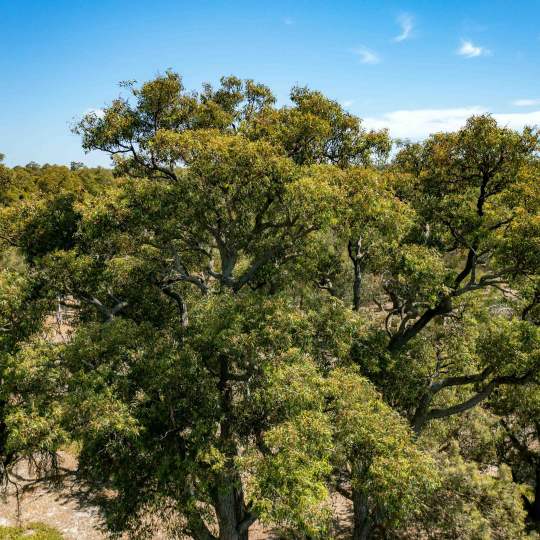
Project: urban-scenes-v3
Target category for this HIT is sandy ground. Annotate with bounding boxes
[0,453,351,539]
[0,453,107,539]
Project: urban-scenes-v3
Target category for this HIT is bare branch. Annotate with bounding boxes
[79,296,128,322]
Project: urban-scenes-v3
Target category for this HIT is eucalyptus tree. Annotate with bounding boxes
[489,279,540,526]
[1,74,404,540]
[349,117,540,434]
[386,116,540,353]
[2,74,539,540]
[0,158,113,483]
[0,260,50,480]
[493,384,540,525]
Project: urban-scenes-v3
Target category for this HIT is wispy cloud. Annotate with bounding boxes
[354,46,380,65]
[364,107,540,140]
[457,40,490,58]
[512,98,540,107]
[341,100,354,108]
[393,13,413,42]
[283,17,294,25]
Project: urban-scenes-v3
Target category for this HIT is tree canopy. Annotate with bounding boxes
[0,73,539,539]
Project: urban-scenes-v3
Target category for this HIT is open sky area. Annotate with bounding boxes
[1,0,540,167]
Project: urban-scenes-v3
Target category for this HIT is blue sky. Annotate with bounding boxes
[1,0,539,167]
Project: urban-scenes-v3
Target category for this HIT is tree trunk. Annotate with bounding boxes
[214,477,249,540]
[352,489,372,540]
[530,464,540,523]
[213,356,253,540]
[352,259,363,312]
[410,391,433,437]
[387,296,453,353]
[348,237,364,312]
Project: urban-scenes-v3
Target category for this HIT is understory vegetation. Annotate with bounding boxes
[0,72,539,539]
[0,523,64,540]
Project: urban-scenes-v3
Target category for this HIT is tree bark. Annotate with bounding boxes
[214,477,250,540]
[348,237,364,312]
[352,260,363,312]
[387,296,453,353]
[160,286,189,327]
[212,356,255,540]
[530,465,540,523]
[352,489,372,540]
[410,391,433,437]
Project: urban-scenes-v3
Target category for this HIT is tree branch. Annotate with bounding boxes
[159,285,189,328]
[238,511,258,535]
[426,371,535,422]
[79,296,128,322]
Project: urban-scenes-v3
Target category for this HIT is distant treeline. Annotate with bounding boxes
[0,156,113,204]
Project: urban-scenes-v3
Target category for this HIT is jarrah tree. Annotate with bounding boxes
[494,384,540,524]
[350,117,540,434]
[491,280,540,526]
[74,72,389,302]
[0,74,396,540]
[0,159,112,481]
[0,260,49,478]
[331,117,540,536]
[385,116,539,353]
[2,73,540,540]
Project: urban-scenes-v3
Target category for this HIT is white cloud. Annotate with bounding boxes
[457,40,489,58]
[341,100,354,108]
[494,110,540,130]
[363,107,540,140]
[512,98,540,107]
[84,108,105,119]
[393,13,413,42]
[354,47,380,64]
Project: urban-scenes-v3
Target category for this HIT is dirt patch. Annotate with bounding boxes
[0,457,106,539]
[0,454,351,539]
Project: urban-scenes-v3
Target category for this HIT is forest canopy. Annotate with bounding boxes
[1,72,539,540]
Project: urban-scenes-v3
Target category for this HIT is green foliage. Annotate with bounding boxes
[396,451,529,539]
[243,409,333,536]
[386,243,450,307]
[5,295,351,536]
[1,76,540,540]
[0,162,112,205]
[327,368,438,530]
[0,523,63,540]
